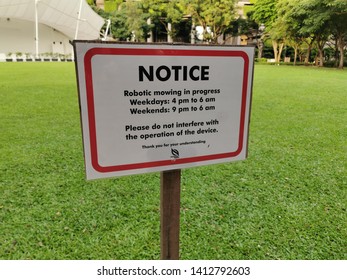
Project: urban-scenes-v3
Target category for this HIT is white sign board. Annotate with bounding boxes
[74,42,254,179]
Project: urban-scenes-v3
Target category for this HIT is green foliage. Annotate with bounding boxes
[186,0,237,43]
[88,0,347,54]
[91,2,150,41]
[111,8,133,41]
[121,1,150,41]
[104,0,121,12]
[88,0,122,11]
[142,0,184,24]
[252,0,278,28]
[227,16,258,39]
[0,63,346,260]
[283,0,330,35]
[89,0,238,43]
[141,0,186,40]
[277,0,347,68]
[251,0,347,67]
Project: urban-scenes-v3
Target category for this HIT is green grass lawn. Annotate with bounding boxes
[0,63,346,260]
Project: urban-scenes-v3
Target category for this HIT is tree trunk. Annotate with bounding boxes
[294,46,298,65]
[272,41,278,63]
[320,56,324,67]
[338,36,344,69]
[272,40,284,63]
[303,37,315,65]
[147,18,153,43]
[338,47,344,69]
[167,22,173,43]
[257,40,264,59]
[305,45,311,65]
[318,49,324,67]
[316,35,326,67]
[278,43,284,63]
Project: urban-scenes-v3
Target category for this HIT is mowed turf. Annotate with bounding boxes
[0,62,346,259]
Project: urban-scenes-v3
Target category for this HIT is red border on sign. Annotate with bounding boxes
[84,47,250,173]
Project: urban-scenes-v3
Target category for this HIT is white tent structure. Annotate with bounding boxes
[0,0,104,60]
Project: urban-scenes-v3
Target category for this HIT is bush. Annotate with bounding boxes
[254,57,268,64]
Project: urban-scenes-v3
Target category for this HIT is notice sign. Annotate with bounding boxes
[74,42,254,179]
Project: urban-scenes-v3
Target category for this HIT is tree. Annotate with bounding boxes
[252,0,277,26]
[89,0,240,44]
[184,0,238,43]
[279,0,347,68]
[277,0,307,65]
[289,0,330,66]
[123,1,150,42]
[91,1,150,42]
[110,8,133,41]
[142,0,185,42]
[251,0,285,63]
[328,0,347,68]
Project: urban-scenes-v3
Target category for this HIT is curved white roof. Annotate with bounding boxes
[0,0,104,39]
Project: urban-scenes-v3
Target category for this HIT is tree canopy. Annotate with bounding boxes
[186,0,237,43]
[251,0,347,67]
[90,0,347,68]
